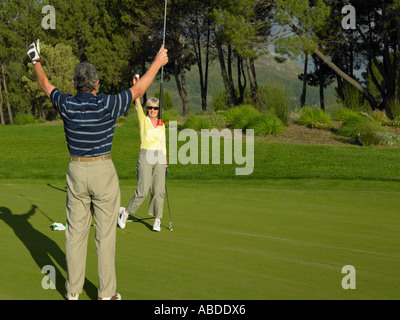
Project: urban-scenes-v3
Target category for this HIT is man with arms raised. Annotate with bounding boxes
[27,40,168,300]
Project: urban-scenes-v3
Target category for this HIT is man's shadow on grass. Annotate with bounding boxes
[0,205,97,300]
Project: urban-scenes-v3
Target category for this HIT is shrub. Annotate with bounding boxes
[336,115,369,138]
[337,114,387,146]
[162,109,180,126]
[210,111,227,129]
[388,118,400,128]
[358,120,386,146]
[181,115,212,131]
[224,105,261,129]
[342,84,366,111]
[262,84,290,125]
[375,132,400,147]
[14,113,36,125]
[297,107,332,130]
[250,115,285,136]
[213,91,228,111]
[154,89,174,110]
[332,107,360,122]
[337,113,383,138]
[372,110,390,125]
[387,98,400,119]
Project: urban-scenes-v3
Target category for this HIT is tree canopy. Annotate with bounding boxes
[1,0,400,123]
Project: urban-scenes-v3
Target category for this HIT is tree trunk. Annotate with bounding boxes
[202,32,210,112]
[382,6,397,105]
[313,48,378,110]
[174,60,189,115]
[368,60,386,109]
[317,58,325,110]
[1,64,13,124]
[214,24,234,108]
[300,54,308,107]
[0,82,5,125]
[397,16,400,102]
[237,55,246,104]
[227,44,233,89]
[194,22,210,112]
[246,57,259,108]
[319,80,325,110]
[336,76,344,102]
[397,7,400,102]
[227,45,238,106]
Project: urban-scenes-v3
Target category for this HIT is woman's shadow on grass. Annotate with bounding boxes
[0,205,97,300]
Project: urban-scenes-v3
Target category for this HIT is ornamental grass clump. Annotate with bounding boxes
[297,107,332,130]
[224,105,261,129]
[250,115,285,136]
[181,115,212,131]
[337,114,389,146]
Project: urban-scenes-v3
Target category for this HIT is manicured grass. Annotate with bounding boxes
[1,122,400,181]
[1,123,400,300]
[0,179,399,300]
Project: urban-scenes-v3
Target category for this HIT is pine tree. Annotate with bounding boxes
[274,0,379,110]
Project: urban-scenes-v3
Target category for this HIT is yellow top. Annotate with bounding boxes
[136,103,167,160]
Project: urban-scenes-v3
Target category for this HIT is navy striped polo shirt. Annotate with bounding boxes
[50,88,132,157]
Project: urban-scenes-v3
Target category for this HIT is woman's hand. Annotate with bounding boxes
[133,74,141,105]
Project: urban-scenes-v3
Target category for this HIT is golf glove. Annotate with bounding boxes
[51,222,66,231]
[27,39,41,65]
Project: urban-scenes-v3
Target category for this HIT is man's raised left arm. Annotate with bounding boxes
[27,40,55,98]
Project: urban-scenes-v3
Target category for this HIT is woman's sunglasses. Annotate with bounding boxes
[147,106,159,110]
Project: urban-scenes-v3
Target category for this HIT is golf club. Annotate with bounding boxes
[165,180,173,231]
[157,0,168,127]
[20,193,54,222]
[160,0,172,232]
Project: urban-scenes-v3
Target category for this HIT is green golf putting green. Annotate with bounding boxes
[1,179,399,300]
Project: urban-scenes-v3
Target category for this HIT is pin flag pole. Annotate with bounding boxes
[157,0,168,127]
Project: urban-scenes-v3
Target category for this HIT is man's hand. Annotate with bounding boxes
[27,40,41,65]
[129,45,168,102]
[155,45,168,68]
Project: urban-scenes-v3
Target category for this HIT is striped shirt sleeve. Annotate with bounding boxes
[103,89,132,120]
[50,88,71,114]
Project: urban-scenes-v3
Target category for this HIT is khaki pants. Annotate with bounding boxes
[65,158,120,298]
[126,149,165,218]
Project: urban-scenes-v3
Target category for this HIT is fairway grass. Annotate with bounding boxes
[1,123,400,181]
[1,179,399,300]
[1,123,399,300]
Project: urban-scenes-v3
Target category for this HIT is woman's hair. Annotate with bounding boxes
[73,62,100,92]
[145,97,160,116]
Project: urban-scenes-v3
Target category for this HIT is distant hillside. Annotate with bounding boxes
[146,54,337,114]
